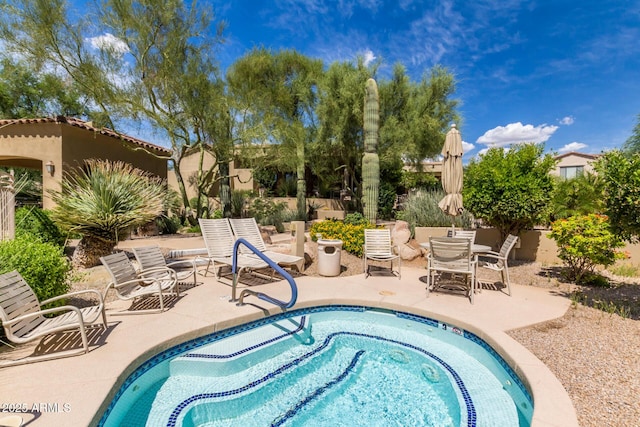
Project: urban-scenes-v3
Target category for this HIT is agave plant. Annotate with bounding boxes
[49,159,166,267]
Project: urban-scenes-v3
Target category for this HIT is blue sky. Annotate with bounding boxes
[207,0,639,158]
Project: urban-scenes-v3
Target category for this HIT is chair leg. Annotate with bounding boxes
[503,264,512,296]
[469,273,475,304]
[100,309,108,328]
[158,287,165,312]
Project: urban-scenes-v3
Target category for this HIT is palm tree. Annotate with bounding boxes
[49,159,166,267]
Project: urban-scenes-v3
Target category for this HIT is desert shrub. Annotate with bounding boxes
[277,175,297,197]
[0,236,72,304]
[309,219,380,257]
[609,263,640,278]
[248,198,288,232]
[550,214,627,284]
[398,190,472,233]
[189,196,213,218]
[155,215,182,234]
[186,224,201,234]
[343,212,370,226]
[15,206,66,246]
[231,190,252,218]
[378,181,397,220]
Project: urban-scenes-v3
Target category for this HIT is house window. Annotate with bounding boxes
[560,166,584,179]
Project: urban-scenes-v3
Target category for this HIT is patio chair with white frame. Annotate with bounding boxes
[133,245,198,288]
[363,228,401,279]
[426,237,477,304]
[198,218,270,282]
[476,234,519,296]
[100,252,179,314]
[0,270,107,366]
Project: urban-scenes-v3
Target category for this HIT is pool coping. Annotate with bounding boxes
[1,267,578,427]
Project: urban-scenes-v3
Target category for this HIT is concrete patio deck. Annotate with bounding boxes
[0,259,578,426]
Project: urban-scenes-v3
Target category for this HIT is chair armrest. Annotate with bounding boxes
[109,276,160,290]
[40,289,104,306]
[3,305,84,327]
[139,266,177,281]
[480,252,504,261]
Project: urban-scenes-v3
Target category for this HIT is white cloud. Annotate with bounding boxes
[88,33,129,55]
[462,141,475,153]
[476,122,558,147]
[558,142,587,153]
[362,49,377,66]
[559,116,575,125]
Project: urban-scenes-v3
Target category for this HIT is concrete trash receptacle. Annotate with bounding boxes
[317,239,343,277]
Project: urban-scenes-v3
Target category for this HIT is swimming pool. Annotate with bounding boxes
[99,306,533,426]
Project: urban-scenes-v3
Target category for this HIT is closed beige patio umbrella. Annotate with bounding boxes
[438,124,464,216]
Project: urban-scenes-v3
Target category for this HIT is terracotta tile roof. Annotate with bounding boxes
[0,116,171,155]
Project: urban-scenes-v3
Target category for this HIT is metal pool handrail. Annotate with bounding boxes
[232,238,298,309]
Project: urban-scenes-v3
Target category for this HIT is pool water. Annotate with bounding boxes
[100,306,533,427]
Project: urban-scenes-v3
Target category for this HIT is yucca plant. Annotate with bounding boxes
[49,159,166,267]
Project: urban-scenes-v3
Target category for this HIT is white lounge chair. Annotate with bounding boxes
[229,218,305,272]
[198,218,269,282]
[100,252,179,314]
[0,270,107,366]
[132,245,197,287]
[363,228,401,279]
[426,237,477,304]
[477,234,519,296]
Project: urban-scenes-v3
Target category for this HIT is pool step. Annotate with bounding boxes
[151,341,362,427]
[170,316,311,377]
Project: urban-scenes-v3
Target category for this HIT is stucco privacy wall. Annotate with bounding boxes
[0,118,169,209]
[166,150,254,201]
[414,227,640,265]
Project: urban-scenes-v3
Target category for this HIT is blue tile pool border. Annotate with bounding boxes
[97,304,533,426]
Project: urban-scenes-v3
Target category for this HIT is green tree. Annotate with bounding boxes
[380,65,459,170]
[595,150,640,241]
[313,61,458,213]
[548,172,604,222]
[1,0,227,223]
[228,48,323,219]
[0,57,89,118]
[312,58,373,207]
[623,114,640,153]
[49,159,165,267]
[463,143,557,239]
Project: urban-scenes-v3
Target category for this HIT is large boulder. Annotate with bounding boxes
[392,221,421,261]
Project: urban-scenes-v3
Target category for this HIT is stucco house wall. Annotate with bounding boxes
[0,117,170,209]
[552,151,600,177]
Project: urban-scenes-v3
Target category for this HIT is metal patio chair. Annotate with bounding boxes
[0,270,107,366]
[363,228,401,279]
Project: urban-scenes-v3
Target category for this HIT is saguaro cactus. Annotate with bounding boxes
[362,78,380,224]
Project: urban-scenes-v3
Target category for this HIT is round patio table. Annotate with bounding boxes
[418,242,492,255]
